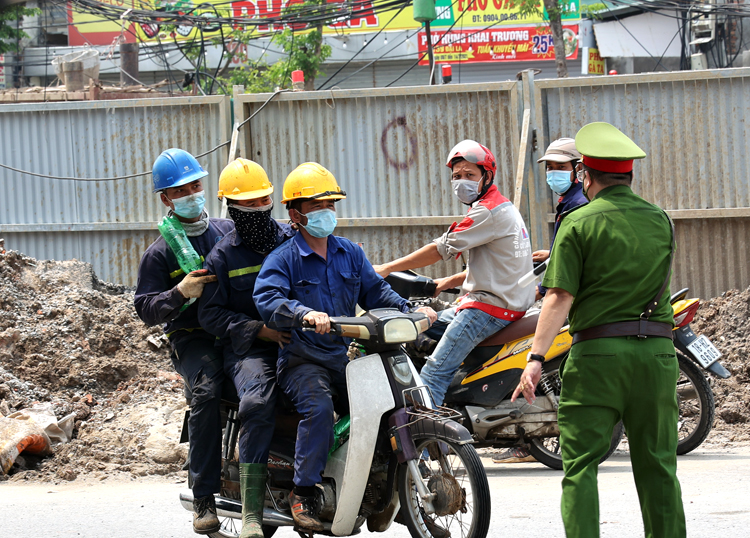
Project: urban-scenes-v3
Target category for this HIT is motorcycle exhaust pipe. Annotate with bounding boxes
[179,490,295,526]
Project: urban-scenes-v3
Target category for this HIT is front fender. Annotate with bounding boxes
[409,417,473,445]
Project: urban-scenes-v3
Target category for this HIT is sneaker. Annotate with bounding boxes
[491,446,536,464]
[289,491,325,532]
[192,495,220,535]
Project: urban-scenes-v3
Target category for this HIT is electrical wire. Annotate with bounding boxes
[0,88,287,181]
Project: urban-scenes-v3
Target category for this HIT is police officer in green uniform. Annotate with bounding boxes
[512,122,686,538]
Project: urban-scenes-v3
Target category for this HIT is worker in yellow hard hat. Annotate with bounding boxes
[253,162,437,532]
[198,158,294,538]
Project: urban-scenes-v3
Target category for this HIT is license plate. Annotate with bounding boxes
[686,335,722,368]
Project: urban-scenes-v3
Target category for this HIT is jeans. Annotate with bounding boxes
[421,307,511,406]
[171,331,224,498]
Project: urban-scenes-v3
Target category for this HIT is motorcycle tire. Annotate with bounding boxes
[398,437,491,538]
[527,421,625,471]
[676,351,715,455]
[525,365,624,471]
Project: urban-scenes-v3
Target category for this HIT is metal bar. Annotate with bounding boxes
[534,67,750,90]
[545,207,750,222]
[0,95,227,113]
[513,108,531,209]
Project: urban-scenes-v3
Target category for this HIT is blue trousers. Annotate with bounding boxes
[278,362,349,488]
[171,331,224,498]
[421,307,511,406]
[224,351,278,464]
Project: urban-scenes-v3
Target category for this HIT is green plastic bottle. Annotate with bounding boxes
[158,215,203,274]
[328,415,351,457]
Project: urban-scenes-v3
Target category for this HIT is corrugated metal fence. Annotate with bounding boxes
[0,96,230,285]
[1,71,748,298]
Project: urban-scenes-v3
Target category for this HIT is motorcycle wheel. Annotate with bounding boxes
[676,352,715,455]
[207,516,277,538]
[398,437,491,538]
[526,366,624,471]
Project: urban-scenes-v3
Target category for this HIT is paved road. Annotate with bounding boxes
[2,448,749,537]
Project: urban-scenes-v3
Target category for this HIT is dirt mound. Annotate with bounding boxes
[0,250,184,483]
[691,286,750,445]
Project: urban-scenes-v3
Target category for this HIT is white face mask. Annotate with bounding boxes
[451,179,480,205]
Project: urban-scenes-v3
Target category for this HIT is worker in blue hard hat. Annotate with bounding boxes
[134,148,234,535]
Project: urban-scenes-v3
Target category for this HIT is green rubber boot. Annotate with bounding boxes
[239,463,267,538]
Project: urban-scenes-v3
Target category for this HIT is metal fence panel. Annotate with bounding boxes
[0,96,231,285]
[534,68,750,298]
[234,83,521,272]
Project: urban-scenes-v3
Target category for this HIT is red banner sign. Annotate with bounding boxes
[418,25,579,64]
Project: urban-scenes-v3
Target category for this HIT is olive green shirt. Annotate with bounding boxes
[542,185,674,334]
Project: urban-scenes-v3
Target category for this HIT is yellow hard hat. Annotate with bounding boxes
[217,158,273,201]
[281,162,346,204]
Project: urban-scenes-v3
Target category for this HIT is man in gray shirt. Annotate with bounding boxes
[374,140,535,406]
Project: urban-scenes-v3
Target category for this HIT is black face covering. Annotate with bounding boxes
[228,203,278,253]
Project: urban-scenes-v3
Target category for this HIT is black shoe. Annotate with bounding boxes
[289,491,324,532]
[193,495,220,535]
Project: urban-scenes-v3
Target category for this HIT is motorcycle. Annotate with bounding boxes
[670,288,731,454]
[385,272,731,469]
[179,308,491,538]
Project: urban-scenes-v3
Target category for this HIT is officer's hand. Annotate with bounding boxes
[532,250,550,263]
[372,263,391,278]
[303,311,331,334]
[416,307,437,325]
[176,269,217,299]
[259,325,292,349]
[511,361,543,404]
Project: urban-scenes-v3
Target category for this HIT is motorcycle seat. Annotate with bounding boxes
[478,312,539,347]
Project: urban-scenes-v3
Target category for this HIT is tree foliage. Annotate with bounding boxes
[0,4,41,55]
[517,0,576,78]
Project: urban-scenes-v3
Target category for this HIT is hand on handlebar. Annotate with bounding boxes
[415,306,437,325]
[532,250,550,263]
[372,263,391,278]
[303,311,331,334]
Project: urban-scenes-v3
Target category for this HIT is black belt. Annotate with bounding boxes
[571,320,674,345]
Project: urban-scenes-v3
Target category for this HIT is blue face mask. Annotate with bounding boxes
[171,191,206,219]
[546,170,573,194]
[302,209,337,238]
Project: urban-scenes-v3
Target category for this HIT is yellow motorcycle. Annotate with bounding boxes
[386,272,729,469]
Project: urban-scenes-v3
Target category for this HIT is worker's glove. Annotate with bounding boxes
[177,269,217,299]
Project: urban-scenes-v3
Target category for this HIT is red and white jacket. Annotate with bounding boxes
[433,185,535,321]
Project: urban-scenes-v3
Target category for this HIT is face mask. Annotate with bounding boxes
[451,179,480,205]
[228,201,277,253]
[171,191,206,219]
[546,170,572,194]
[301,209,337,238]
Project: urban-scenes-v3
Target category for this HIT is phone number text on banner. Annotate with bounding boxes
[418,25,579,64]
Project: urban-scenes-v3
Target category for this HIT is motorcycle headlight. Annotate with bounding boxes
[382,318,418,343]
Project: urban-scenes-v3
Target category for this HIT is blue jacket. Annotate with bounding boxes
[254,233,410,373]
[134,218,234,341]
[198,223,295,363]
[539,182,588,297]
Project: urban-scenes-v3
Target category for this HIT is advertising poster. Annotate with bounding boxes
[417,24,579,64]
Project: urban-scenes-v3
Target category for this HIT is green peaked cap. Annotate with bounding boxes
[575,122,646,160]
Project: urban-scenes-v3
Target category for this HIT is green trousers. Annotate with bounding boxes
[558,336,686,538]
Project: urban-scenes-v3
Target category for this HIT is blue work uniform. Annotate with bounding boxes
[134,217,233,498]
[254,232,410,487]
[198,223,294,464]
[538,181,588,297]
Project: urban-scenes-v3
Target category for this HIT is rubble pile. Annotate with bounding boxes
[0,248,748,483]
[691,286,750,445]
[0,250,185,482]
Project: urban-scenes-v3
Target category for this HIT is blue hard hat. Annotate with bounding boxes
[152,148,209,193]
